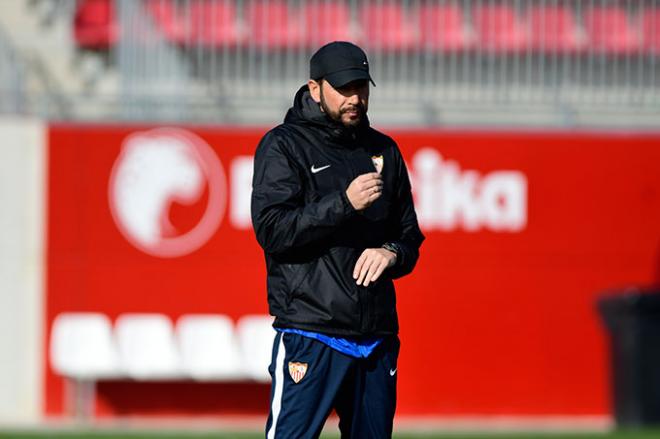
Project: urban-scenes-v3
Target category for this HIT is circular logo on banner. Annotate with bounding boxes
[109,128,226,258]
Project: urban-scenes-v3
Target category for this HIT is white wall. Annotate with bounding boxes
[0,118,46,423]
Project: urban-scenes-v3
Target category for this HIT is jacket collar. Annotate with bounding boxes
[284,85,370,147]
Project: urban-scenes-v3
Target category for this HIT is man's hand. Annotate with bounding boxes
[346,172,383,211]
[353,248,397,287]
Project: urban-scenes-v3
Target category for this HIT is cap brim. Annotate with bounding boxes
[324,68,375,88]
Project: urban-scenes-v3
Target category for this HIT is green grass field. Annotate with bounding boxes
[1,430,659,439]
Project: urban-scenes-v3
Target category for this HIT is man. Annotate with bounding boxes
[251,41,424,438]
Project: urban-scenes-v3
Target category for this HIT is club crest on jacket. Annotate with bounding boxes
[371,155,383,174]
[288,361,308,383]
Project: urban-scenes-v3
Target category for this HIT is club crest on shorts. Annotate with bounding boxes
[371,155,384,174]
[288,361,308,383]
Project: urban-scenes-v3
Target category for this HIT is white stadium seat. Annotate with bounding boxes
[50,312,121,379]
[236,314,276,382]
[176,314,244,380]
[115,313,183,379]
[51,312,276,385]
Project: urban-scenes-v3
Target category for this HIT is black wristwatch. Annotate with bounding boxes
[381,242,400,259]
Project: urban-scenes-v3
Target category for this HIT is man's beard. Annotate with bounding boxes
[319,90,366,128]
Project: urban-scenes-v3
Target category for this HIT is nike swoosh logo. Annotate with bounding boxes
[390,368,397,376]
[311,164,331,174]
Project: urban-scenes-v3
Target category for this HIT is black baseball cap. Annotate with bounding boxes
[310,41,375,88]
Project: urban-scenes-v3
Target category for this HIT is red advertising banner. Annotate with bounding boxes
[46,125,660,417]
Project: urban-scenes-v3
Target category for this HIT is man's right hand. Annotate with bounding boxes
[346,172,383,211]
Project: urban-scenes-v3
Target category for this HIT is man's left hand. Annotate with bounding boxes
[353,248,397,287]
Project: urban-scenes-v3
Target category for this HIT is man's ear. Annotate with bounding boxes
[308,79,321,103]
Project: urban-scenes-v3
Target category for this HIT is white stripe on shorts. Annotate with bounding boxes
[267,334,286,439]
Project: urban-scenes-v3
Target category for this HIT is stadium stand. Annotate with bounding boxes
[245,0,304,49]
[473,3,529,53]
[50,313,122,419]
[50,312,275,382]
[176,314,244,380]
[115,314,183,380]
[360,1,419,51]
[49,312,275,418]
[642,7,660,55]
[146,0,187,45]
[65,1,660,58]
[584,5,641,54]
[50,313,121,380]
[184,0,243,47]
[418,3,473,51]
[73,0,117,50]
[303,1,355,48]
[1,0,657,126]
[66,1,660,56]
[527,4,586,53]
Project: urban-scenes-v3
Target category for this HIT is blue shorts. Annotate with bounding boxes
[265,331,400,439]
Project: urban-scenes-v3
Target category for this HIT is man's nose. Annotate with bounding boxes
[346,92,359,104]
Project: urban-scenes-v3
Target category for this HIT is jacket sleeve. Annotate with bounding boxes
[387,145,425,279]
[251,130,356,255]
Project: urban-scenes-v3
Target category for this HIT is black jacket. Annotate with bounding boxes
[251,85,424,337]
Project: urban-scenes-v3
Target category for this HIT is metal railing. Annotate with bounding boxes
[1,0,659,126]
